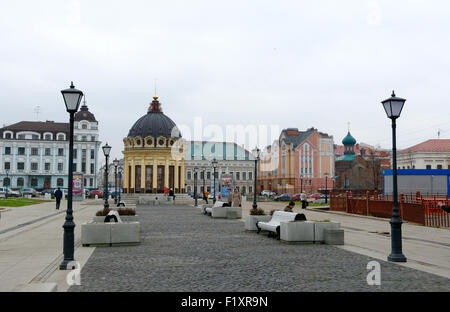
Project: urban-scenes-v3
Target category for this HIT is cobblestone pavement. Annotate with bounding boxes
[69,205,450,292]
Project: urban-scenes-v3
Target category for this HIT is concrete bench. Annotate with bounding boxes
[256,211,307,239]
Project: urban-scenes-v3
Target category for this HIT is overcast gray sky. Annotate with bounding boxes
[1,0,450,161]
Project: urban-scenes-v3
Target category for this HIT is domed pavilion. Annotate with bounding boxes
[122,95,185,194]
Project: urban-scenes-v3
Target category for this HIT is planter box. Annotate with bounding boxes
[81,222,111,245]
[81,222,140,246]
[324,228,344,245]
[92,215,139,223]
[280,221,315,242]
[226,207,242,219]
[211,207,227,218]
[314,222,340,242]
[111,222,140,244]
[245,215,272,231]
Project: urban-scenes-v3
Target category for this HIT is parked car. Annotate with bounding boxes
[4,188,21,197]
[41,189,55,196]
[261,190,276,197]
[88,189,103,198]
[0,187,6,198]
[274,194,292,201]
[21,188,40,197]
[308,193,322,200]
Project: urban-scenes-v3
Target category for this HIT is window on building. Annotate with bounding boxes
[45,163,50,171]
[4,162,10,170]
[31,163,38,171]
[91,163,94,174]
[242,186,246,194]
[437,165,443,170]
[57,134,65,141]
[82,163,86,173]
[90,178,93,187]
[187,186,192,193]
[207,172,211,179]
[58,163,63,171]
[17,178,24,187]
[32,135,39,140]
[187,171,191,180]
[73,149,77,159]
[58,148,64,156]
[73,163,77,172]
[82,136,87,141]
[236,172,240,180]
[249,186,253,194]
[82,124,87,129]
[5,147,11,155]
[44,134,52,140]
[3,177,10,187]
[31,148,38,156]
[17,162,25,170]
[18,134,25,139]
[5,133,11,139]
[57,178,64,187]
[426,165,432,170]
[207,186,211,192]
[242,172,246,180]
[31,177,38,187]
[200,171,204,180]
[90,150,95,159]
[18,147,25,155]
[45,148,51,156]
[249,172,253,180]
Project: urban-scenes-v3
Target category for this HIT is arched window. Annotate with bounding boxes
[44,134,52,140]
[57,178,64,187]
[82,124,87,129]
[31,177,38,187]
[5,133,12,139]
[3,177,11,187]
[57,134,65,141]
[17,178,24,187]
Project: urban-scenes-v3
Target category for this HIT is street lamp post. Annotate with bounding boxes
[252,147,260,210]
[382,91,407,263]
[300,173,303,194]
[60,81,83,270]
[324,173,329,204]
[117,166,123,207]
[202,167,206,200]
[5,169,9,199]
[102,143,111,211]
[194,167,198,207]
[212,159,218,204]
[113,158,119,205]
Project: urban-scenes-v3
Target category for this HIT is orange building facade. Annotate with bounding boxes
[258,127,335,195]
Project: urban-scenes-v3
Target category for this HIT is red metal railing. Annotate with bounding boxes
[330,191,449,228]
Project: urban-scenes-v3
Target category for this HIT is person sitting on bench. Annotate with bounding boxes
[284,201,295,212]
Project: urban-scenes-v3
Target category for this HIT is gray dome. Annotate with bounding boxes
[127,96,181,139]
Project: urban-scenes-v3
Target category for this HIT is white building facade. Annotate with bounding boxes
[0,104,101,190]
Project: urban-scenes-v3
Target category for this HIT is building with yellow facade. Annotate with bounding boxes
[122,95,185,194]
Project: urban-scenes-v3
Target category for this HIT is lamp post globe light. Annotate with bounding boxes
[102,143,112,211]
[60,81,83,270]
[113,158,119,204]
[382,91,407,263]
[193,166,198,207]
[212,158,218,204]
[252,147,261,210]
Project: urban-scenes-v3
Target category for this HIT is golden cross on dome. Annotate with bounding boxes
[153,78,158,100]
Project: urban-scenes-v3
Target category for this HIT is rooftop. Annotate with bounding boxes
[398,139,450,154]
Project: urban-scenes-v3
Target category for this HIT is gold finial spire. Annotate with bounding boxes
[153,78,158,100]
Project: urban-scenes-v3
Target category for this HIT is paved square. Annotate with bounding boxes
[69,205,450,292]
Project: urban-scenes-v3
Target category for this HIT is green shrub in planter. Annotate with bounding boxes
[250,208,266,216]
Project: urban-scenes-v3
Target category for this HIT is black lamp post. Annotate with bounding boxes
[202,167,206,198]
[212,158,218,204]
[252,147,260,210]
[382,91,407,263]
[102,143,111,211]
[117,166,123,206]
[324,173,329,204]
[5,169,9,199]
[113,158,119,204]
[194,166,198,207]
[60,81,83,270]
[300,173,303,194]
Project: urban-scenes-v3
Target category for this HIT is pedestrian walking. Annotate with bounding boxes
[54,188,63,210]
[169,188,175,202]
[301,193,307,209]
[203,190,209,204]
[232,188,241,207]
[227,187,233,206]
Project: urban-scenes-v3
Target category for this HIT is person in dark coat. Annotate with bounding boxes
[284,201,295,212]
[54,188,63,210]
[169,188,175,202]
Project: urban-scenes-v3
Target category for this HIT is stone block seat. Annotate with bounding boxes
[256,211,307,240]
